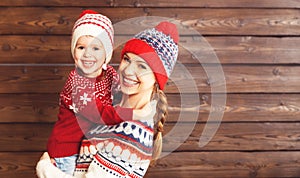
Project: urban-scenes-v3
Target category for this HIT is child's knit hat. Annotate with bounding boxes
[121,21,179,90]
[71,10,114,63]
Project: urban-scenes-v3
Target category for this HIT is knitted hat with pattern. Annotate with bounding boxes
[121,21,179,90]
[71,10,114,63]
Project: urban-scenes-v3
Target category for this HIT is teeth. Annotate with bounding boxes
[123,78,138,85]
[82,61,94,67]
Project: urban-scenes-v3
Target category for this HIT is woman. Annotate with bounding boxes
[36,21,179,178]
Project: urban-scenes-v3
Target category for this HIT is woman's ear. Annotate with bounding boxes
[151,83,160,100]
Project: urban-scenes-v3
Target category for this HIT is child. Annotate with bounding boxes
[47,10,129,175]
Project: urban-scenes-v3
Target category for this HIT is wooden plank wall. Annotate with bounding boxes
[1,0,300,177]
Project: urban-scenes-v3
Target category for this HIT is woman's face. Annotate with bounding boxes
[119,53,156,96]
[74,35,106,78]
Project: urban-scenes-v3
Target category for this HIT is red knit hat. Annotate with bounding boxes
[121,21,179,90]
[71,10,114,63]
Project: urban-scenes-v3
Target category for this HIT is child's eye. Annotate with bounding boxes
[77,46,84,50]
[93,47,99,51]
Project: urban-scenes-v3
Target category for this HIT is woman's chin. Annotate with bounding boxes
[120,86,137,95]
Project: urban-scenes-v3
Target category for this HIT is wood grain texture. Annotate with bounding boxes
[1,2,300,178]
[167,93,300,122]
[146,151,300,178]
[0,94,59,123]
[1,0,300,8]
[0,0,113,7]
[0,124,52,151]
[1,152,300,178]
[0,65,298,93]
[0,152,42,178]
[0,94,299,123]
[163,122,300,151]
[126,0,300,8]
[1,8,300,35]
[2,36,300,64]
[1,123,300,152]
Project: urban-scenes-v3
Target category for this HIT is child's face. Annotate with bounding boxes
[119,52,156,96]
[74,35,106,78]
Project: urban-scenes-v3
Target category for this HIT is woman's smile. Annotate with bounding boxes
[123,76,139,86]
[119,53,156,96]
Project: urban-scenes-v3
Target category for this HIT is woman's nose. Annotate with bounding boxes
[123,63,135,75]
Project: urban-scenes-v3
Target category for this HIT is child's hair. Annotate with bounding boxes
[150,84,168,166]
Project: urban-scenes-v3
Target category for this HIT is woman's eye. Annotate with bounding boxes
[123,56,130,62]
[139,64,147,69]
[93,47,99,50]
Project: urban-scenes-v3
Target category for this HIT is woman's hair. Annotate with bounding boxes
[150,84,168,166]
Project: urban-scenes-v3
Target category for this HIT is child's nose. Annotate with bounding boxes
[83,49,92,57]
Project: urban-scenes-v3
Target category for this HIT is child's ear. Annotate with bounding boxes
[102,58,107,70]
[106,49,114,64]
[102,63,107,70]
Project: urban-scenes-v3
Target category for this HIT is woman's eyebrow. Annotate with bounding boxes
[134,59,149,66]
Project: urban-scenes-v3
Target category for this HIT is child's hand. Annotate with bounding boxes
[39,152,50,161]
[133,100,157,120]
[50,158,56,165]
[39,152,57,166]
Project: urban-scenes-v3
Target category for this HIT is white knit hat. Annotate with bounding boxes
[71,10,114,64]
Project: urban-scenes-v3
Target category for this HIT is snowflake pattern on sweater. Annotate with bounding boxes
[47,65,121,158]
[62,66,119,113]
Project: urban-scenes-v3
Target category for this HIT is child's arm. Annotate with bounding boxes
[75,97,157,124]
[75,97,133,125]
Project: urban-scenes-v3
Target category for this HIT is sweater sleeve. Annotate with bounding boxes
[76,97,133,125]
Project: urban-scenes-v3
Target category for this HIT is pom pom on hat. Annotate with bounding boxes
[71,10,114,63]
[155,21,179,44]
[78,9,98,17]
[121,21,179,90]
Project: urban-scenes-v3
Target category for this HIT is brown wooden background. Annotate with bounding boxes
[1,0,300,177]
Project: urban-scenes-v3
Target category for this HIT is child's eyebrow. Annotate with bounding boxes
[75,42,84,46]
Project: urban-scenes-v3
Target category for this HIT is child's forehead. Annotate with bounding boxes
[77,35,104,45]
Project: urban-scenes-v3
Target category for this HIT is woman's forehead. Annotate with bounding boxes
[125,53,148,63]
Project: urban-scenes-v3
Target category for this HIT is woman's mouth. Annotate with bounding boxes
[122,77,139,87]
